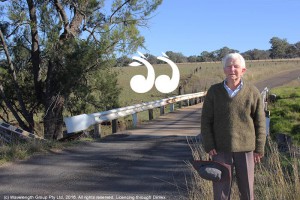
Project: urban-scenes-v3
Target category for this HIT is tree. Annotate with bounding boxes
[199,51,214,62]
[116,56,131,67]
[215,46,237,60]
[269,37,289,59]
[144,53,157,64]
[164,51,187,63]
[187,55,199,62]
[0,0,162,139]
[242,49,270,60]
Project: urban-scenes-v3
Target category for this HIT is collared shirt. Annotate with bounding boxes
[223,79,244,98]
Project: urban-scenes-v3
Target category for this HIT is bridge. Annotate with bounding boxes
[0,69,299,200]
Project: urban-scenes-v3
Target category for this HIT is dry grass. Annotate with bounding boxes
[115,60,300,106]
[0,139,85,165]
[101,59,300,136]
[187,137,300,200]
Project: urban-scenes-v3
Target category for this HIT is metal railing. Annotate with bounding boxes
[0,121,43,144]
[64,92,206,136]
[0,87,270,143]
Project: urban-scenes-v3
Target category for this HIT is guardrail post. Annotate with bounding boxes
[170,103,174,112]
[178,85,183,108]
[160,106,165,115]
[148,109,154,120]
[132,113,138,127]
[112,119,117,133]
[178,101,182,108]
[93,124,101,138]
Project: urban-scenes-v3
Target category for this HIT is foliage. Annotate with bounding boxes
[269,37,290,59]
[116,37,300,66]
[242,48,270,60]
[0,0,162,139]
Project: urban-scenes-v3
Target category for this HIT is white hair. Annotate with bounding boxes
[222,53,246,69]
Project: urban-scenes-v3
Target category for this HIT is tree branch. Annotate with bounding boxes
[53,0,70,38]
[109,0,131,23]
[27,0,44,104]
[0,84,30,131]
[0,27,33,131]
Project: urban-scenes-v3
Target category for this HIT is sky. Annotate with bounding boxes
[137,0,300,57]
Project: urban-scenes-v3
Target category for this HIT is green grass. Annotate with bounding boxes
[268,80,300,144]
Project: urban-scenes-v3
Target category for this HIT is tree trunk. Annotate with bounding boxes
[43,95,65,140]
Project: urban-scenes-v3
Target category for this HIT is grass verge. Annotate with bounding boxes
[269,80,300,145]
[0,138,94,165]
[187,137,300,200]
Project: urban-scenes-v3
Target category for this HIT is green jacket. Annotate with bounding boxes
[201,81,266,154]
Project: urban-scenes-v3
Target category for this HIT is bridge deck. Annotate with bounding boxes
[119,103,202,137]
[0,104,202,200]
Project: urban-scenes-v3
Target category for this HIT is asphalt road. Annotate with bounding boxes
[0,68,299,200]
[0,105,201,200]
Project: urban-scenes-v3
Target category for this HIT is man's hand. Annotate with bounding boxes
[254,152,263,163]
[208,149,217,156]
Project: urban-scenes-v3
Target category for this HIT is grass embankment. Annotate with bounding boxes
[268,80,300,145]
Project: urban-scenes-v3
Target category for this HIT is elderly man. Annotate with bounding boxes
[201,53,266,200]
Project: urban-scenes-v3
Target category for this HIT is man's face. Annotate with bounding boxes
[223,58,246,81]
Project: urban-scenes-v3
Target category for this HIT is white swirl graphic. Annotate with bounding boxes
[129,54,155,93]
[129,52,180,94]
[155,54,180,93]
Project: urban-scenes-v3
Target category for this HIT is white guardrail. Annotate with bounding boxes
[64,92,206,134]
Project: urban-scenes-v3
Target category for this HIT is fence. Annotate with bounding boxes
[64,92,206,137]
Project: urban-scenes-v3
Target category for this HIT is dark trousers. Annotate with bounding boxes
[212,151,254,200]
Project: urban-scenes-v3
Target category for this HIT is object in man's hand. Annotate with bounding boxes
[191,160,231,182]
